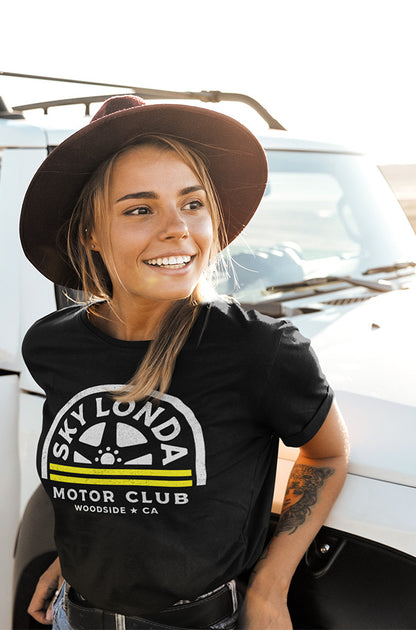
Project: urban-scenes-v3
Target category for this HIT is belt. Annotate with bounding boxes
[66,582,237,630]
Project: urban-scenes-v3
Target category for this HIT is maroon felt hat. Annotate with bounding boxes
[20,95,268,289]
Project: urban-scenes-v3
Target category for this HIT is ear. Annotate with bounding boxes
[88,229,100,253]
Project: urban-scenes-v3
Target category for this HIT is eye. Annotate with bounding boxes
[124,205,152,216]
[183,199,203,211]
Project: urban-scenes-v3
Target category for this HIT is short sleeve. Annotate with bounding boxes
[21,306,79,393]
[21,318,50,392]
[259,321,334,447]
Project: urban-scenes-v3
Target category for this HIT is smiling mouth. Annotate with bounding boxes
[143,255,194,269]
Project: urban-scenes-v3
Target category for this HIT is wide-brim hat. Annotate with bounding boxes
[20,95,268,289]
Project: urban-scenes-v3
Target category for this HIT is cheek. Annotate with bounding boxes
[110,225,146,261]
[197,215,215,253]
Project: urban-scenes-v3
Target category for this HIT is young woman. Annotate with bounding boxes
[20,95,349,630]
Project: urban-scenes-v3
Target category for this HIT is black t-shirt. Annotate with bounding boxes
[22,299,333,616]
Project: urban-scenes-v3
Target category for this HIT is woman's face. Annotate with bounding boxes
[92,145,214,307]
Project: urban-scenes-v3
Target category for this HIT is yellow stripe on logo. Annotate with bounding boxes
[49,463,192,477]
[50,474,193,487]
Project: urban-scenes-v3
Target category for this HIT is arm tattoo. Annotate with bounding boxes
[276,464,335,536]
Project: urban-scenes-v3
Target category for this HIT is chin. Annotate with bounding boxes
[130,286,198,303]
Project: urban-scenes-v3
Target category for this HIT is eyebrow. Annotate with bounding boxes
[116,185,205,203]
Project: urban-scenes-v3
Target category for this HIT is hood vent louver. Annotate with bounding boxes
[321,296,373,306]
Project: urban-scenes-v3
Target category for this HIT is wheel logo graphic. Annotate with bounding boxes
[41,385,207,486]
[73,421,153,466]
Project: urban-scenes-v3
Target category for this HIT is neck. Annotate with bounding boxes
[91,297,174,341]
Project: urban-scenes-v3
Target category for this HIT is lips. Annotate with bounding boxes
[143,255,194,269]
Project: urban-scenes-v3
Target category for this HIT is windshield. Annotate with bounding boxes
[216,150,416,302]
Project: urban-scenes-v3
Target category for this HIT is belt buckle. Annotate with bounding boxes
[226,580,238,615]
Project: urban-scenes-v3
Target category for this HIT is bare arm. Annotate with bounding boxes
[240,400,349,629]
[27,556,62,624]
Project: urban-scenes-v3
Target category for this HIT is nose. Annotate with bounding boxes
[159,208,189,240]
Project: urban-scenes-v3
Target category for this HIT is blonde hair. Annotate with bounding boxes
[66,135,227,402]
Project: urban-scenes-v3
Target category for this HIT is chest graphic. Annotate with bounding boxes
[41,385,206,492]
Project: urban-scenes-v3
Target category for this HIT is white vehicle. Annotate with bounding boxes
[1,74,415,629]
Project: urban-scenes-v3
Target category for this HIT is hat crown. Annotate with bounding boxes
[91,95,146,123]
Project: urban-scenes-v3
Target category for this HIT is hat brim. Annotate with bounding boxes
[20,103,268,289]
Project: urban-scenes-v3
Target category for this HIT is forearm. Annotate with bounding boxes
[250,452,348,597]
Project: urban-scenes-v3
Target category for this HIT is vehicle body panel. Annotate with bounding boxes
[0,375,20,630]
[292,288,416,485]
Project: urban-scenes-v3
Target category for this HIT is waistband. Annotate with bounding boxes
[66,581,238,630]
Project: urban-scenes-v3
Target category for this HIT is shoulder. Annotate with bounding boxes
[206,298,297,339]
[201,298,301,359]
[22,305,84,357]
[204,300,324,381]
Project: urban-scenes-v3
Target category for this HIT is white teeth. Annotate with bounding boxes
[145,255,192,267]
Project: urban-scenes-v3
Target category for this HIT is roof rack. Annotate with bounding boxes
[0,95,24,119]
[1,71,286,130]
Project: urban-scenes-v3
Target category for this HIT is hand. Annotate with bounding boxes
[239,586,293,630]
[27,556,62,624]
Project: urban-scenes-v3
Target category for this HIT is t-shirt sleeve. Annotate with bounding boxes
[258,320,334,447]
[21,320,47,391]
[21,310,62,393]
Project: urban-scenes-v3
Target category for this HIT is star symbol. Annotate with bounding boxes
[131,508,138,514]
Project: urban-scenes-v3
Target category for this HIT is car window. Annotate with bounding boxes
[245,170,361,260]
[217,150,416,301]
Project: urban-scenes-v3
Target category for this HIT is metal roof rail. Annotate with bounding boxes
[1,71,286,130]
